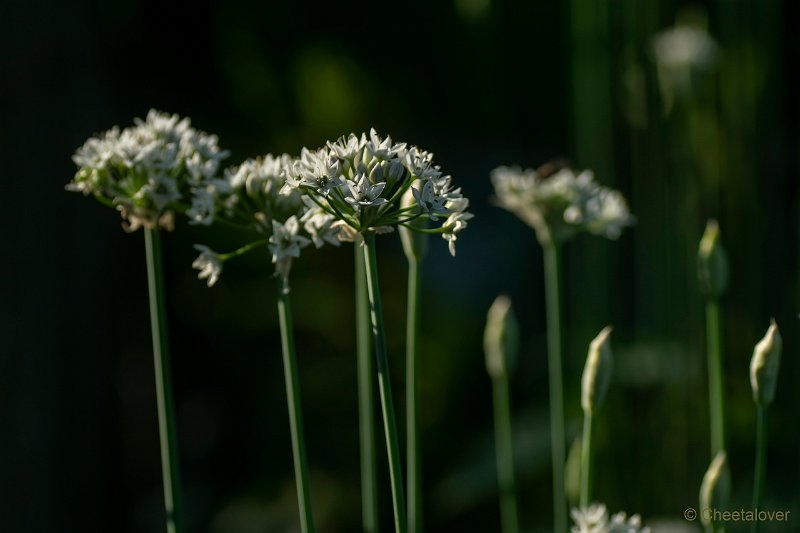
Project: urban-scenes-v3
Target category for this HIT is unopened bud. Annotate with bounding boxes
[750,320,782,406]
[697,219,729,298]
[699,451,730,528]
[484,295,519,379]
[581,327,614,414]
[399,184,428,262]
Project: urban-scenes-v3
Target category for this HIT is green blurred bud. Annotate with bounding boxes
[484,295,519,379]
[399,184,429,262]
[700,451,731,529]
[697,219,729,298]
[581,327,614,415]
[750,319,782,406]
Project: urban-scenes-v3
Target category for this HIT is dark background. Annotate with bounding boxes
[2,0,798,531]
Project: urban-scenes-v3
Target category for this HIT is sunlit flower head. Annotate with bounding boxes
[491,165,634,246]
[192,245,223,287]
[571,503,650,533]
[68,110,229,231]
[283,129,473,256]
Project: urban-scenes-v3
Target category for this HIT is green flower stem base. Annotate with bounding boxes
[705,300,726,456]
[491,375,520,533]
[143,228,184,533]
[355,242,379,533]
[542,242,567,533]
[751,406,767,533]
[579,413,593,509]
[363,233,408,533]
[407,257,422,533]
[276,275,315,533]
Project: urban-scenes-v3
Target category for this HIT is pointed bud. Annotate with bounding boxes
[700,451,731,528]
[399,183,428,262]
[697,219,729,298]
[581,327,614,415]
[484,295,519,379]
[750,320,782,406]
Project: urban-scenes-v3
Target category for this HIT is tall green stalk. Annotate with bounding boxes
[362,234,408,533]
[705,300,725,456]
[276,275,315,533]
[355,242,379,533]
[542,243,566,533]
[491,376,519,533]
[143,228,184,533]
[579,413,593,509]
[751,406,767,533]
[406,257,422,533]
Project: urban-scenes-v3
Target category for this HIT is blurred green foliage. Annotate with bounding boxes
[1,0,798,531]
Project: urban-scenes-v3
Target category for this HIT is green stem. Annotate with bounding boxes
[751,406,768,533]
[362,233,408,533]
[579,412,593,509]
[705,300,726,456]
[143,228,184,533]
[276,276,315,533]
[491,376,520,533]
[542,243,567,532]
[407,258,422,533]
[355,243,379,533]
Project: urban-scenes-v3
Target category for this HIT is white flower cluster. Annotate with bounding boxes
[283,129,473,256]
[190,155,341,285]
[68,110,229,231]
[571,504,650,533]
[491,166,634,245]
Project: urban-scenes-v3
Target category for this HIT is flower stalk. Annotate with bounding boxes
[485,296,520,533]
[355,241,379,533]
[276,274,315,533]
[144,228,184,533]
[363,233,407,533]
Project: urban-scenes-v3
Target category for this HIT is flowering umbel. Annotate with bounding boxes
[571,504,650,533]
[491,166,634,246]
[283,129,473,255]
[68,110,229,231]
[190,155,339,285]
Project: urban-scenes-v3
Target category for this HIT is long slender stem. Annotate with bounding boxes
[143,228,183,533]
[491,376,520,533]
[407,258,422,533]
[363,234,408,533]
[542,243,567,533]
[751,406,768,533]
[276,276,315,533]
[579,413,593,509]
[356,243,379,533]
[705,300,726,456]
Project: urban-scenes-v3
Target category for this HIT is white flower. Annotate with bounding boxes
[300,202,341,248]
[192,245,223,287]
[345,174,388,209]
[571,504,650,533]
[268,216,312,279]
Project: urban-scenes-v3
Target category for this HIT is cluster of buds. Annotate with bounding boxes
[283,129,473,256]
[68,110,229,231]
[491,165,634,246]
[571,503,650,533]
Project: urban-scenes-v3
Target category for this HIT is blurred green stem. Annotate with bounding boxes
[751,406,767,533]
[579,413,593,509]
[355,242,379,533]
[276,275,315,533]
[407,257,422,533]
[144,228,183,533]
[491,374,519,533]
[363,234,408,533]
[542,242,567,532]
[705,300,726,456]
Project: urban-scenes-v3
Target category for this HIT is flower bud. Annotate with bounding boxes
[399,184,429,262]
[697,219,729,298]
[581,327,614,415]
[750,319,782,406]
[484,295,519,379]
[700,451,730,528]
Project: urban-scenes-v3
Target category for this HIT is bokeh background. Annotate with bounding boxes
[2,0,798,531]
